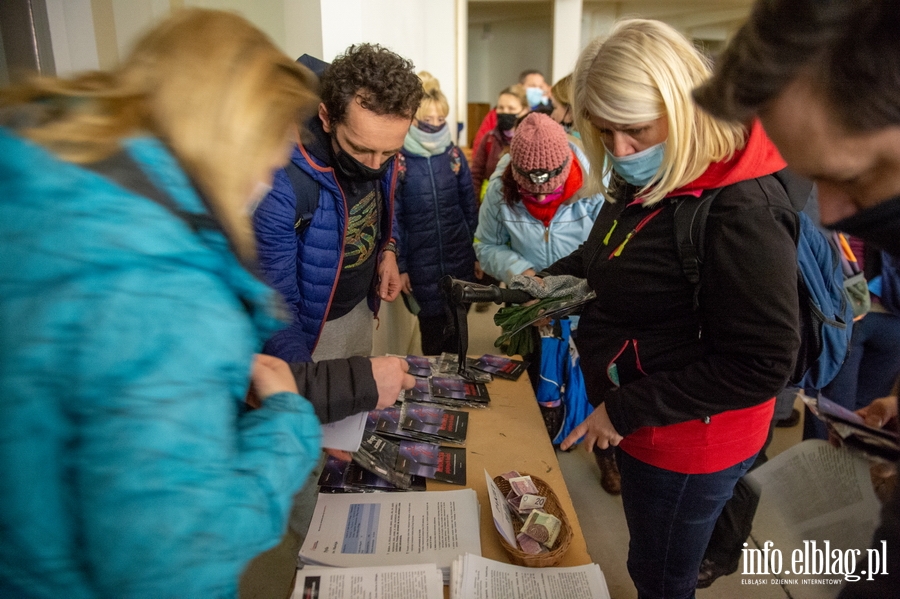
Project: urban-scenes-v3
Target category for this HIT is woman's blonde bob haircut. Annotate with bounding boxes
[551,73,574,109]
[1,9,318,259]
[416,71,449,120]
[573,19,746,206]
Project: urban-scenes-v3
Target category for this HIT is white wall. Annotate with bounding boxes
[318,0,461,142]
[580,3,618,49]
[551,0,582,83]
[467,17,552,104]
[45,0,100,76]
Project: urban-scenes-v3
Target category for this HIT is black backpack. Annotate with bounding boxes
[284,160,320,236]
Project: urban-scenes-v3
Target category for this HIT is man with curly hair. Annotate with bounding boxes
[254,44,424,366]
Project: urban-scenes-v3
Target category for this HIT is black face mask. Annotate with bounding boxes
[828,195,900,258]
[497,112,518,132]
[333,134,391,182]
[416,121,446,134]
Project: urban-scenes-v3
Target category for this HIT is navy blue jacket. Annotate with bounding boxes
[395,144,478,317]
[253,119,399,362]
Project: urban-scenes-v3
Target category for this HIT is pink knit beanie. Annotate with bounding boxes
[510,112,572,194]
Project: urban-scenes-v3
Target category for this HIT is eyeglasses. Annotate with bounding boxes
[513,156,569,185]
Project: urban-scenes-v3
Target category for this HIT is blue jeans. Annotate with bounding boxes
[617,449,757,599]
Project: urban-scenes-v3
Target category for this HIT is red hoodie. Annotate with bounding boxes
[618,120,787,474]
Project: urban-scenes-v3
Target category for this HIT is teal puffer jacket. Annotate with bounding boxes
[0,129,321,599]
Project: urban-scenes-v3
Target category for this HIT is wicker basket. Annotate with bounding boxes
[492,473,573,567]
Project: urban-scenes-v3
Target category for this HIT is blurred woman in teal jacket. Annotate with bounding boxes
[0,10,322,598]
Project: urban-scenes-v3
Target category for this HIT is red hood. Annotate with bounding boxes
[669,119,786,197]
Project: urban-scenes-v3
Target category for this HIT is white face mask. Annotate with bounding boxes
[245,181,272,215]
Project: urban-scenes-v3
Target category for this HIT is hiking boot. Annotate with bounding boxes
[775,408,801,428]
[539,403,563,442]
[595,453,621,495]
[696,558,737,589]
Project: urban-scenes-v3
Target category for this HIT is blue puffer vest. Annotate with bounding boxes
[253,122,398,362]
[396,144,478,318]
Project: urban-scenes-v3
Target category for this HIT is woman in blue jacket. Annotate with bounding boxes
[396,72,479,355]
[0,10,322,598]
[474,113,604,457]
[474,112,603,285]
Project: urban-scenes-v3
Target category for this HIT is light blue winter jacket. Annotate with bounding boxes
[474,153,604,284]
[0,128,321,599]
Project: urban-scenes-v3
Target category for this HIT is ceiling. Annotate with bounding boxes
[469,0,756,42]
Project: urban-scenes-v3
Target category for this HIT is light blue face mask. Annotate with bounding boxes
[607,141,666,187]
[525,86,545,108]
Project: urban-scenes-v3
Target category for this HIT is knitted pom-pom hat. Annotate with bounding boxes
[510,112,572,194]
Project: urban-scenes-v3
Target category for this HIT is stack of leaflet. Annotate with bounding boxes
[317,455,426,493]
[397,353,493,408]
[432,352,493,383]
[404,375,491,409]
[375,402,469,445]
[469,354,529,381]
[292,564,443,599]
[449,554,611,599]
[299,489,482,585]
[352,428,467,487]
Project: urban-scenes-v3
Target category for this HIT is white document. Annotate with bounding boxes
[292,563,443,599]
[299,489,482,583]
[484,469,517,547]
[320,411,368,452]
[746,440,881,599]
[449,553,611,599]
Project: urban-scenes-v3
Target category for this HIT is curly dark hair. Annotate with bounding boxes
[320,43,424,125]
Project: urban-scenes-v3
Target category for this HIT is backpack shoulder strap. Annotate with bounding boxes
[284,160,320,236]
[85,150,220,233]
[672,188,723,310]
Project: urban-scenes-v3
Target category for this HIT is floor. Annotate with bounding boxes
[240,303,804,599]
[459,304,803,599]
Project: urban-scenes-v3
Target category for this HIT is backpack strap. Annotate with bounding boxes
[672,188,723,310]
[284,160,320,236]
[85,150,220,233]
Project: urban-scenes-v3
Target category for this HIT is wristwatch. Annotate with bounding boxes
[383,241,398,255]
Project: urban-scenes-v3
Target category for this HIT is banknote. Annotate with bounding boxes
[519,494,546,511]
[508,475,539,496]
[521,510,561,548]
[516,532,546,555]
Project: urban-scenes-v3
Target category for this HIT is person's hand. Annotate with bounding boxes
[378,251,401,301]
[250,354,299,400]
[560,403,623,452]
[400,272,413,295]
[856,395,899,430]
[474,261,485,280]
[369,356,415,409]
[522,268,537,278]
[325,448,353,462]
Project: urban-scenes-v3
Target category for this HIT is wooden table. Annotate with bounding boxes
[428,374,592,568]
[242,371,593,599]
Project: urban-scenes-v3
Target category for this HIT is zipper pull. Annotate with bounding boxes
[610,231,634,258]
[544,226,549,243]
[603,220,618,246]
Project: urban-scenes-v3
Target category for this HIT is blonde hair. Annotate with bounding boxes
[498,84,528,111]
[551,74,574,109]
[0,9,318,259]
[573,19,746,206]
[415,71,449,120]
